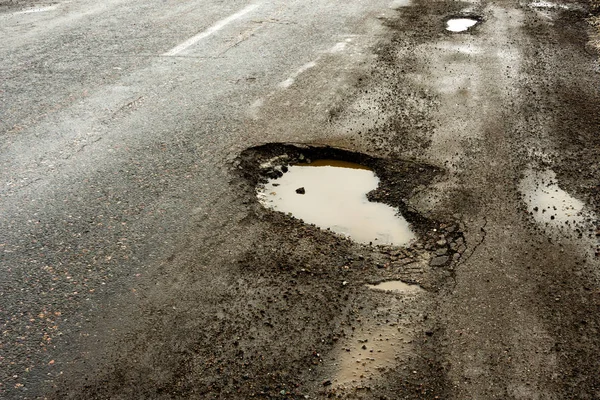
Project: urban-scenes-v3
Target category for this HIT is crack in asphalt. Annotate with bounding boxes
[449,216,488,286]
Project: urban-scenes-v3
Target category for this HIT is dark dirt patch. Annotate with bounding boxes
[50,218,454,400]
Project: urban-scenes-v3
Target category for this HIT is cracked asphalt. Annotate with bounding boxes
[1,0,600,398]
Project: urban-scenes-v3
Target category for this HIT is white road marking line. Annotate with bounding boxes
[163,3,260,56]
[247,98,265,118]
[389,0,412,9]
[328,42,347,53]
[278,61,317,88]
[277,38,355,89]
[13,5,60,15]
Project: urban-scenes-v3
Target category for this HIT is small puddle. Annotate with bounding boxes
[366,280,423,294]
[327,278,424,389]
[333,324,411,387]
[257,160,415,246]
[519,167,585,226]
[446,18,478,32]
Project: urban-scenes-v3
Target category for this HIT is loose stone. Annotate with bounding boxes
[430,255,449,267]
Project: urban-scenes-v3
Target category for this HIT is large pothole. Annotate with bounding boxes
[234,145,462,394]
[237,144,442,247]
[257,159,415,246]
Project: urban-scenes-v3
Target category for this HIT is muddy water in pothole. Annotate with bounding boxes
[519,167,585,226]
[257,160,415,246]
[446,18,478,32]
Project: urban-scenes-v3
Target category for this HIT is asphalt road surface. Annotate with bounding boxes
[2,0,600,398]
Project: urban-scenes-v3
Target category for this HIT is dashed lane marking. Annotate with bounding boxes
[163,3,260,56]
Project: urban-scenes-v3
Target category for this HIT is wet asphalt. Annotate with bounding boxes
[2,0,600,398]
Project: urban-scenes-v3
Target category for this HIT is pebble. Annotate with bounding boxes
[430,255,449,267]
[435,247,448,256]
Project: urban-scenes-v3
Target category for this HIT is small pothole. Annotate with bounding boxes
[257,159,415,246]
[519,166,587,227]
[446,17,479,32]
